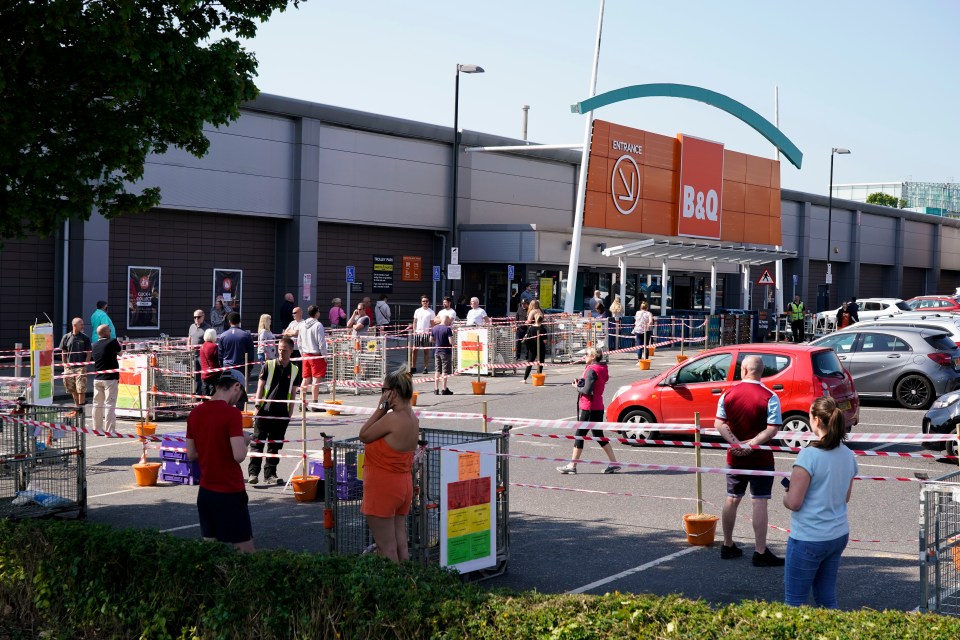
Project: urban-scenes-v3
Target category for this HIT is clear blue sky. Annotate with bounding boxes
[246,0,958,195]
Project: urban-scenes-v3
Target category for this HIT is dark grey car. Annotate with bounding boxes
[810,326,960,409]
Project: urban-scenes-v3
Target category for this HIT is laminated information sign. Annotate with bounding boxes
[440,440,497,572]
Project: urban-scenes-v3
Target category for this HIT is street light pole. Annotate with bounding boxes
[825,147,850,311]
[450,63,484,301]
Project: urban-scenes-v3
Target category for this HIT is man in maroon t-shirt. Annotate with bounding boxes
[715,355,784,567]
[186,371,254,552]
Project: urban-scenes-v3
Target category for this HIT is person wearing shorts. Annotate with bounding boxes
[298,305,327,409]
[59,318,92,416]
[556,347,620,474]
[430,314,454,395]
[186,372,254,552]
[409,296,435,374]
[715,355,784,567]
[359,367,419,562]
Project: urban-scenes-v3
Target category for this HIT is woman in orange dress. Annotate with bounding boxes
[358,366,420,562]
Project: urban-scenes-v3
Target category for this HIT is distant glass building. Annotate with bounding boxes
[833,181,960,217]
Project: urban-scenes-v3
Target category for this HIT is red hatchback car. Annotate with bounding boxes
[906,296,960,312]
[605,344,859,448]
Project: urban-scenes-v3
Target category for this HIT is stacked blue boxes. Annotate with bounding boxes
[160,432,201,485]
[308,456,363,500]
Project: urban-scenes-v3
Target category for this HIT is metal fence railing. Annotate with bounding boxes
[325,426,509,580]
[0,403,86,520]
[920,468,960,617]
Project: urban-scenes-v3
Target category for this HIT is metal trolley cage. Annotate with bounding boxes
[330,333,386,395]
[920,468,960,616]
[0,403,86,520]
[452,324,518,377]
[325,426,510,580]
[152,349,196,419]
[0,378,31,404]
[550,317,606,363]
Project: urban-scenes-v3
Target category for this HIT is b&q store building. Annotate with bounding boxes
[3,92,959,345]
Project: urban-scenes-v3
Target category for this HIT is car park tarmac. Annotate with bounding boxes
[77,349,954,611]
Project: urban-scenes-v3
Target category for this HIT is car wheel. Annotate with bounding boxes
[780,414,812,449]
[894,374,934,410]
[619,408,657,444]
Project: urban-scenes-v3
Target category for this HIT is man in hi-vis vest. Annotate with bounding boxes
[787,295,805,343]
[248,336,302,485]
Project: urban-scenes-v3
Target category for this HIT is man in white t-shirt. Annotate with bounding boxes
[409,296,436,374]
[282,307,305,359]
[434,296,457,325]
[465,297,491,326]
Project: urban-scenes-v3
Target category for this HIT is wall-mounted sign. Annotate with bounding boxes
[302,273,312,301]
[372,255,394,293]
[350,282,364,293]
[584,120,781,246]
[128,266,161,330]
[677,135,724,240]
[402,256,422,281]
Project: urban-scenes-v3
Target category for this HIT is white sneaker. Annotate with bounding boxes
[557,463,577,474]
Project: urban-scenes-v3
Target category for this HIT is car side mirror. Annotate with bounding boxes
[666,375,679,386]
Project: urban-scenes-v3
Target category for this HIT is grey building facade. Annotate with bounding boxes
[2,93,958,346]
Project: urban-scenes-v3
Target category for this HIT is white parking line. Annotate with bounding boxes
[87,440,140,450]
[160,523,199,533]
[855,423,921,430]
[568,545,703,594]
[89,489,135,499]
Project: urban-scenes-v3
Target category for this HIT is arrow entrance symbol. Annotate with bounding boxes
[617,166,636,202]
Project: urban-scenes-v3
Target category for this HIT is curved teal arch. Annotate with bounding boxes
[572,83,802,169]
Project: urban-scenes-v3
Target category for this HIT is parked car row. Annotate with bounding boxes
[813,295,960,333]
[607,307,960,462]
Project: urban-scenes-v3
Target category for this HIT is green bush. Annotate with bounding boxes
[0,519,958,639]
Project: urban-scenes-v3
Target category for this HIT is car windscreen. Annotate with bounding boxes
[923,333,958,351]
[811,349,845,377]
[895,301,912,311]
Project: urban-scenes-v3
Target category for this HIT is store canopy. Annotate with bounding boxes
[601,238,797,265]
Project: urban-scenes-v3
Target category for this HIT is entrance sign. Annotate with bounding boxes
[440,439,497,572]
[678,135,724,240]
[611,155,640,215]
[756,269,775,286]
[583,120,782,245]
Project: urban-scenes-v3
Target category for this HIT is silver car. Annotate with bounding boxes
[810,326,960,409]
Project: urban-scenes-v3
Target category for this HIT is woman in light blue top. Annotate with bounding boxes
[782,396,857,609]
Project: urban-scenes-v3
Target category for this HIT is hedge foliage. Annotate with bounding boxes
[0,519,957,639]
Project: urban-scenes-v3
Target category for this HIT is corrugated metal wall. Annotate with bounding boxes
[316,222,437,316]
[108,210,278,337]
[0,235,56,347]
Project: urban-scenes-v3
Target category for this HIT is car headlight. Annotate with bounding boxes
[933,393,960,409]
[612,385,630,401]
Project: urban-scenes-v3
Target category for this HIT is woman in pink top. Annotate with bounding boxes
[328,298,346,328]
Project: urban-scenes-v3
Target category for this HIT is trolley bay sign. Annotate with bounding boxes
[439,440,497,572]
[372,255,394,293]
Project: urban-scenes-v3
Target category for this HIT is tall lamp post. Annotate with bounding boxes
[450,63,484,300]
[825,147,851,311]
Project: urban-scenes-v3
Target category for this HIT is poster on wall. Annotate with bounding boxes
[372,255,394,293]
[127,266,161,330]
[539,277,554,310]
[213,269,243,317]
[439,440,497,572]
[30,323,54,406]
